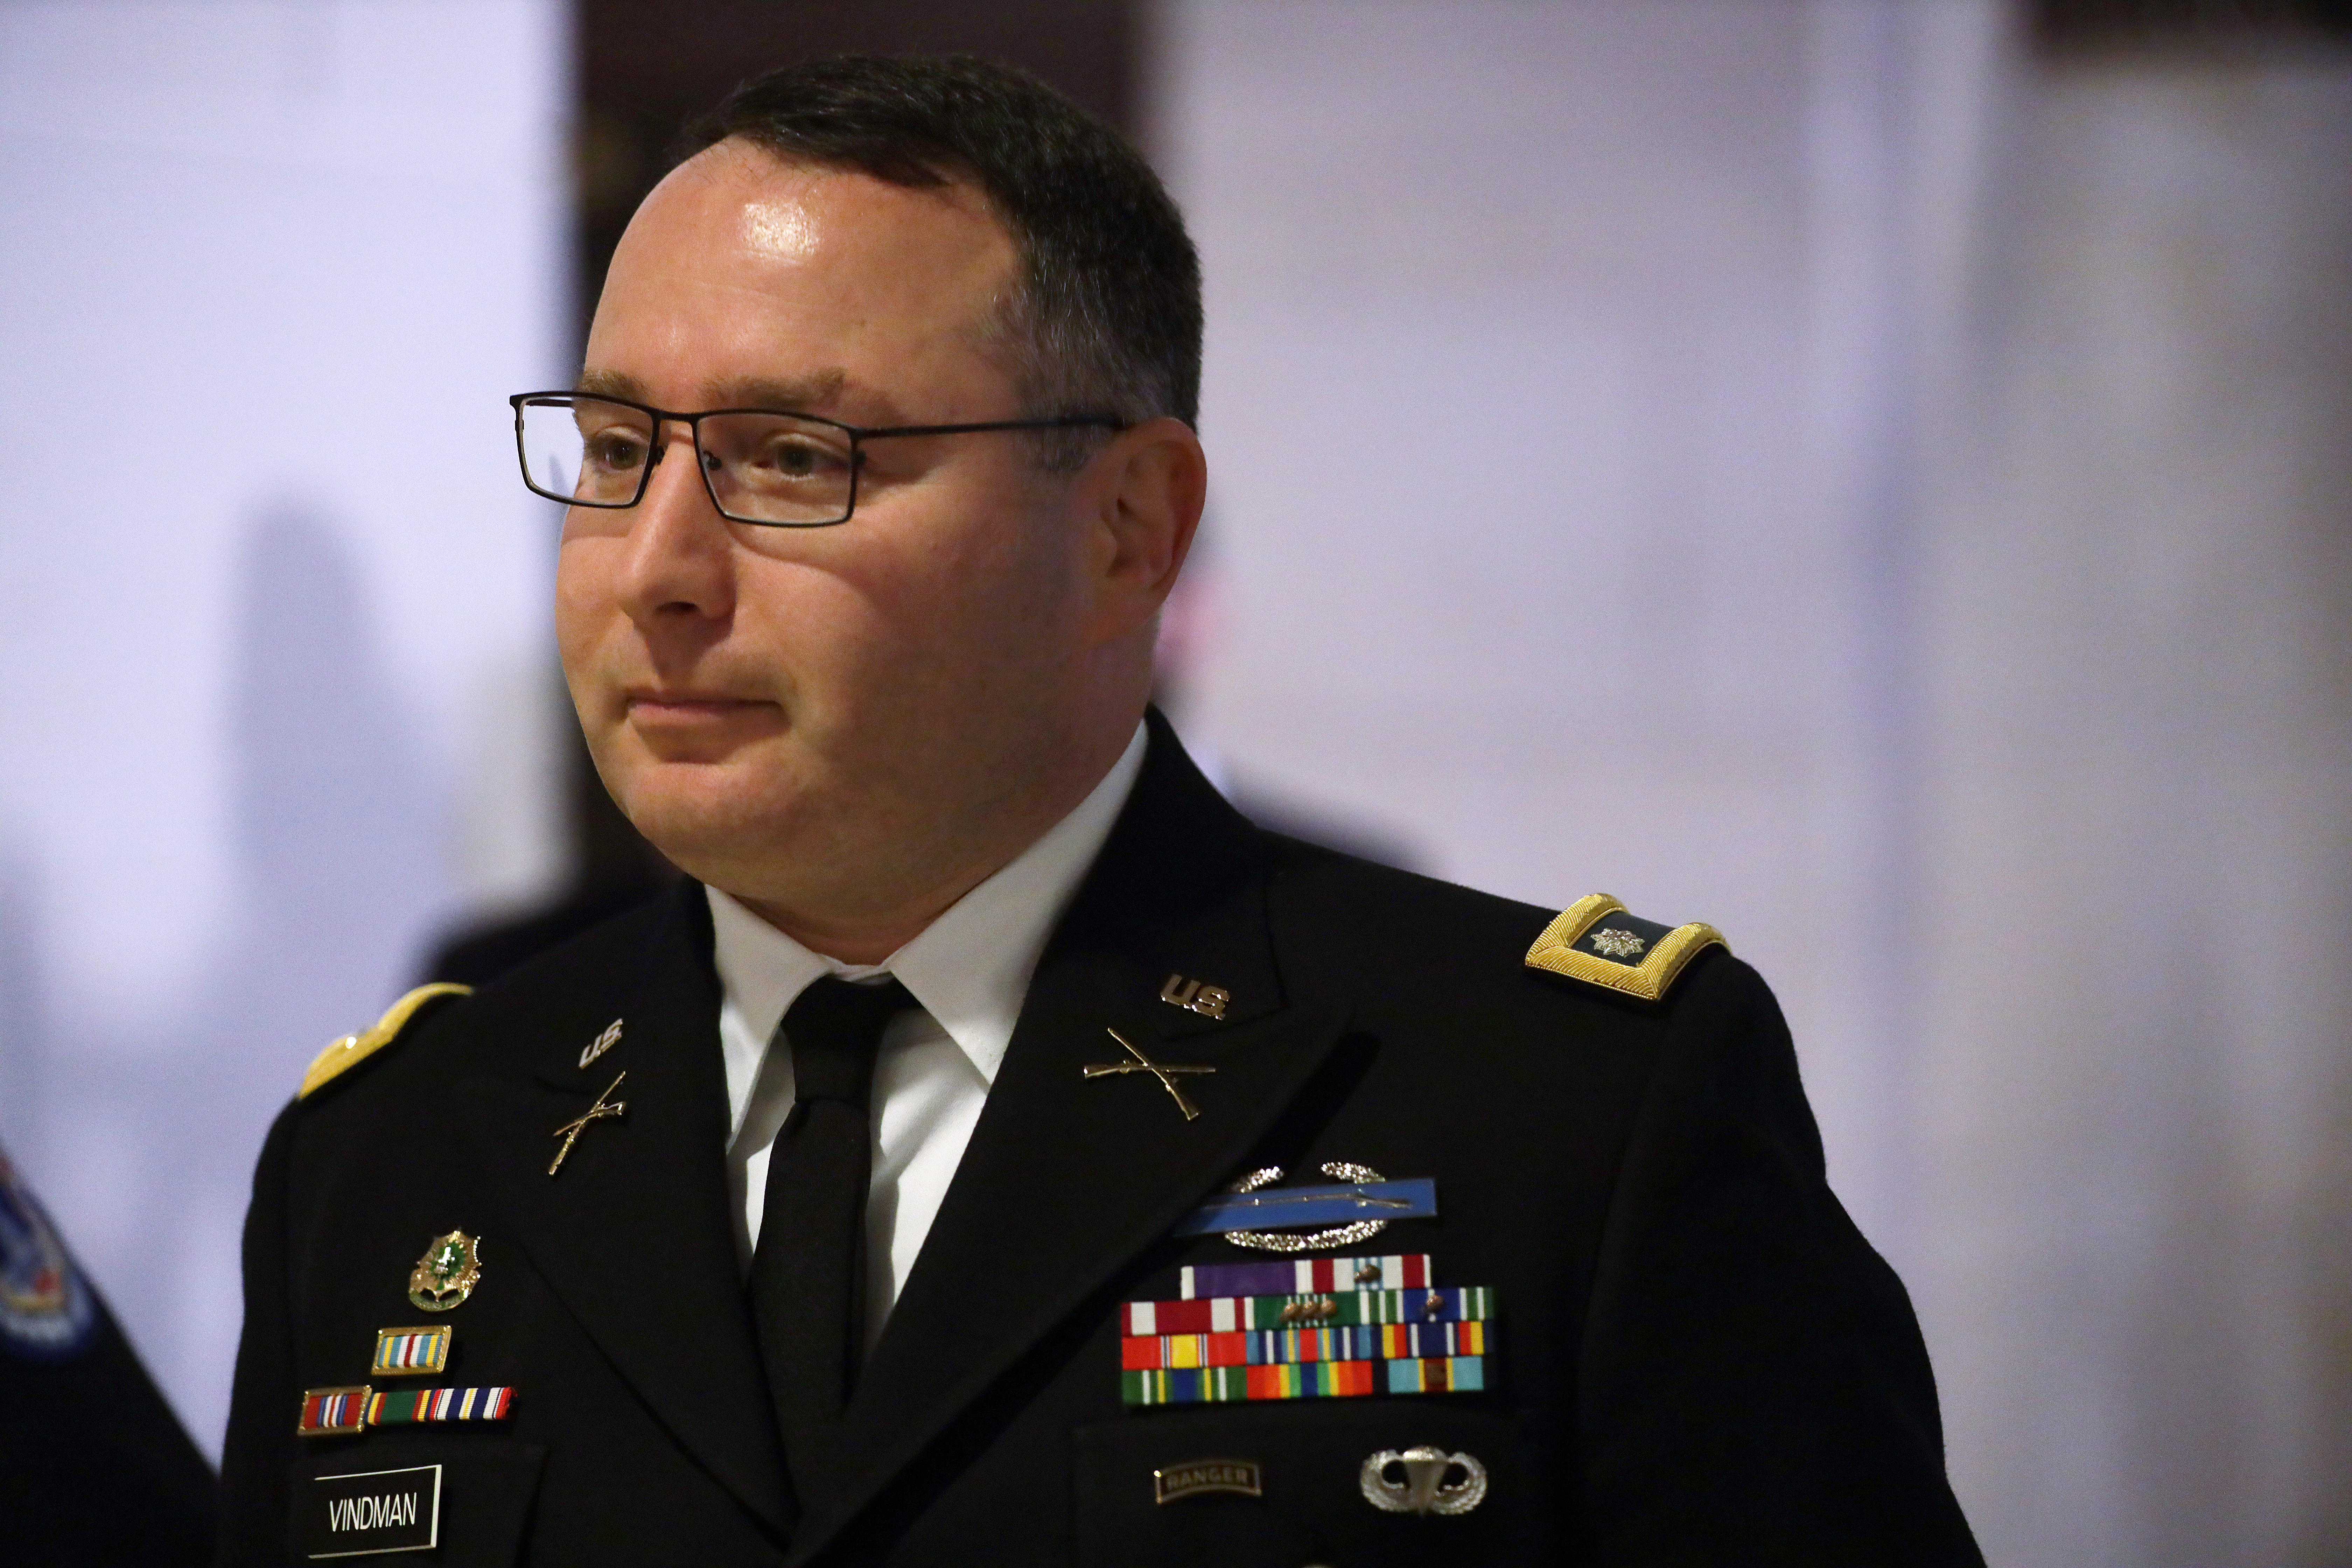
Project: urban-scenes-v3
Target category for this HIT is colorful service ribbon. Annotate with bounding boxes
[296,1387,371,1437]
[370,1326,451,1376]
[1177,1253,1430,1300]
[1123,1318,1490,1372]
[367,1386,515,1426]
[1124,1284,1494,1337]
[1122,1355,1486,1407]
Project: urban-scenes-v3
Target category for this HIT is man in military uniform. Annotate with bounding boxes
[217,56,1982,1566]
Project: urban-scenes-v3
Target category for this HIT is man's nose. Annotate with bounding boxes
[612,422,735,625]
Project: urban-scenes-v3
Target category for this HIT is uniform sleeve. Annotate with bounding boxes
[216,1098,302,1567]
[1574,955,1983,1566]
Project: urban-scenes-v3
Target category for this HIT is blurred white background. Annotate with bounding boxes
[1,3,2346,1564]
[1154,5,2352,1563]
[0,0,568,1455]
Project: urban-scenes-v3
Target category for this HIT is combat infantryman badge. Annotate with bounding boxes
[1176,1162,1437,1254]
[1178,1161,1438,1252]
[407,1231,481,1312]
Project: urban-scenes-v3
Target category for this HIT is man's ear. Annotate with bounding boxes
[1077,416,1207,644]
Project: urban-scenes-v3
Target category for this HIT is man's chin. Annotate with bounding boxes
[610,767,810,880]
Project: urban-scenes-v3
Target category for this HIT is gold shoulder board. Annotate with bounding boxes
[1524,893,1726,1003]
[298,983,474,1100]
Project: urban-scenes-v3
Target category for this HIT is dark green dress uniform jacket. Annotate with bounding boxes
[217,714,1982,1566]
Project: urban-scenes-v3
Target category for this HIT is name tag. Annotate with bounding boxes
[303,1464,441,1559]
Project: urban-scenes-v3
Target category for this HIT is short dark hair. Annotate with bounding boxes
[686,55,1201,467]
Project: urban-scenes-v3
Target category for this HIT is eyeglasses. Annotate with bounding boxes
[508,392,1124,528]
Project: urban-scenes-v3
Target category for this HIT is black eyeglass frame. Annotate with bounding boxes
[508,391,1127,528]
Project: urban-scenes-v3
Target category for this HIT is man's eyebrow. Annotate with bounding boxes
[575,368,646,400]
[701,371,864,416]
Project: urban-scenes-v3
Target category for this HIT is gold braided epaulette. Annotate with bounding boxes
[298,983,473,1100]
[1524,894,1726,1003]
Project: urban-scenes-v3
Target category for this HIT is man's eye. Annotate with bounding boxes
[584,431,647,470]
[752,438,847,479]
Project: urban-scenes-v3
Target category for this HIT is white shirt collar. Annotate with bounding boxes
[706,720,1148,1085]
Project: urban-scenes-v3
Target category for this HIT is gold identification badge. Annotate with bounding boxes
[407,1232,481,1312]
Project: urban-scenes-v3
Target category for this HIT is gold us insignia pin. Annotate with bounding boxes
[1158,975,1230,1020]
[579,1018,623,1070]
[407,1231,481,1312]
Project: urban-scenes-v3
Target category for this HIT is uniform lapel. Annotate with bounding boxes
[459,887,792,1539]
[789,714,1348,1561]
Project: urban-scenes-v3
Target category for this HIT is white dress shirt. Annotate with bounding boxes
[708,721,1147,1350]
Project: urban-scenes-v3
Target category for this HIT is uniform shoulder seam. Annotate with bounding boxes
[1523,892,1727,1003]
[297,982,473,1099]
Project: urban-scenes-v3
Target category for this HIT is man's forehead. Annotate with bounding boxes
[589,145,1018,420]
[575,366,909,422]
[662,138,1003,251]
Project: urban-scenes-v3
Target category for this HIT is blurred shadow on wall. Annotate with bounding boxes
[0,853,49,1157]
[229,510,440,1017]
[4,508,446,1453]
[1156,525,1423,870]
[190,507,443,1431]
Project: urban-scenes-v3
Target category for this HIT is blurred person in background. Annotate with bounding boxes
[215,56,1980,1566]
[0,1145,215,1566]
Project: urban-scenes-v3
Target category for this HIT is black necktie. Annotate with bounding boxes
[749,973,910,1507]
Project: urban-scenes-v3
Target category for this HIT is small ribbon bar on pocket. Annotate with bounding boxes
[367,1386,515,1426]
[1174,1178,1436,1238]
[1178,1253,1430,1300]
[1123,1355,1487,1406]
